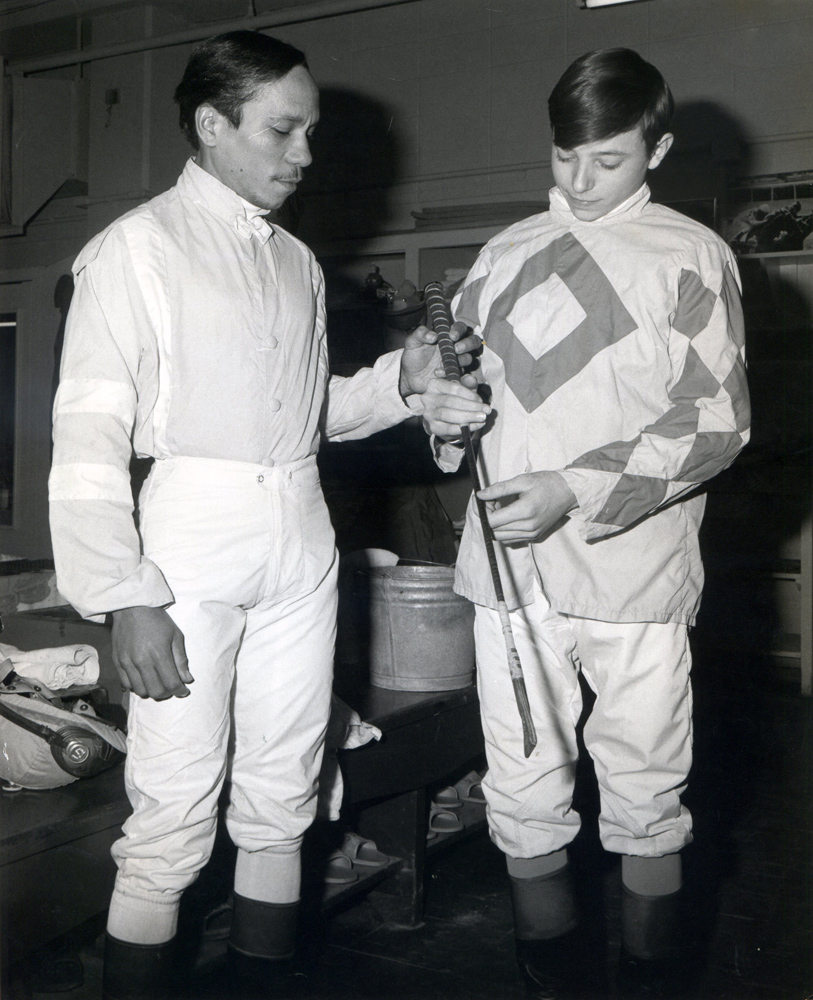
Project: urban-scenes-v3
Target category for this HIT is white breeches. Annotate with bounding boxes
[107,455,337,944]
[474,580,693,861]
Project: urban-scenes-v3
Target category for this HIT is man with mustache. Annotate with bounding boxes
[48,30,485,1000]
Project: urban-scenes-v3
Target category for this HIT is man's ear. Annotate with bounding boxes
[195,104,223,149]
[648,132,674,171]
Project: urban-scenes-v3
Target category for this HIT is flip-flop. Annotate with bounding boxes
[428,806,464,834]
[431,785,464,810]
[340,831,389,868]
[325,850,359,884]
[455,770,487,805]
[202,899,233,940]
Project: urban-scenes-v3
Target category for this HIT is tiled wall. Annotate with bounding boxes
[6,0,813,248]
[255,0,813,239]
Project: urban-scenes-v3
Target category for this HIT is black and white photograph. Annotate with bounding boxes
[0,2,810,998]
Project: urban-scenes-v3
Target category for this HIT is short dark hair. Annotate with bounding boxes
[548,48,674,155]
[174,30,308,150]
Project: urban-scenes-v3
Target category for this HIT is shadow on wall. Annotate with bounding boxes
[648,100,754,219]
[289,86,400,243]
[50,274,74,421]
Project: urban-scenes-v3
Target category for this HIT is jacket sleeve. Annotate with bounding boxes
[559,243,750,541]
[48,225,175,621]
[323,353,421,441]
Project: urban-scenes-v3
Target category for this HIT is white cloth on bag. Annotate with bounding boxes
[0,642,100,689]
[473,579,693,859]
[107,455,338,945]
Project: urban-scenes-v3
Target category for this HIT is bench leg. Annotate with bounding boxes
[356,788,427,927]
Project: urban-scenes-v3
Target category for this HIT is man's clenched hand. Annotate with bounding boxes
[111,606,193,701]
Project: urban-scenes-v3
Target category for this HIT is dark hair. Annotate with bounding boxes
[548,48,674,155]
[174,31,308,149]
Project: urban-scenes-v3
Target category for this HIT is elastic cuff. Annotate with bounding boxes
[106,887,180,945]
[234,847,301,904]
[507,849,569,880]
[622,853,682,897]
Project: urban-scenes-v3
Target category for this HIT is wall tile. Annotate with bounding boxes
[352,2,422,49]
[650,33,735,106]
[420,26,490,78]
[488,163,553,198]
[649,0,736,43]
[742,104,813,142]
[353,43,420,116]
[418,68,490,127]
[491,14,566,68]
[391,116,421,180]
[489,0,569,28]
[419,172,491,206]
[566,2,650,60]
[734,61,813,118]
[276,18,355,86]
[491,135,549,170]
[490,61,555,166]
[418,72,491,174]
[728,19,812,69]
[419,0,492,36]
[733,0,813,28]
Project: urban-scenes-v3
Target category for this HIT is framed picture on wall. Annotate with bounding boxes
[724,174,813,255]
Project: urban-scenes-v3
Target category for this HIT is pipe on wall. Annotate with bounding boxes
[6,0,416,75]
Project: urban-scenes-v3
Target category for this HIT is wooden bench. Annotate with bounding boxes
[0,678,484,985]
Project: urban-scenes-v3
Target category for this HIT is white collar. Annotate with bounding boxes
[549,182,651,226]
[178,158,275,244]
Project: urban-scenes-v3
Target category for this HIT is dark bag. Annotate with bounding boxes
[0,670,125,789]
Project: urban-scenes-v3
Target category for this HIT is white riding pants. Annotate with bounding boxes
[475,580,693,861]
[107,456,338,945]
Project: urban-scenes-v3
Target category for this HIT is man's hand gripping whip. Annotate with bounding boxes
[424,282,537,758]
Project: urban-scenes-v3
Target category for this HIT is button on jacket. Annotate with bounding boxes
[50,159,414,620]
[440,184,750,624]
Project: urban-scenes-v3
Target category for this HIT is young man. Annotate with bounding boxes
[426,48,749,998]
[48,31,481,1000]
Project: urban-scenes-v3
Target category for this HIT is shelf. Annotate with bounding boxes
[740,250,813,261]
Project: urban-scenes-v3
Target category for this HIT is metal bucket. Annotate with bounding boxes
[368,564,475,692]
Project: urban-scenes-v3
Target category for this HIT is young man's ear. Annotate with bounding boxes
[195,104,223,150]
[647,133,674,171]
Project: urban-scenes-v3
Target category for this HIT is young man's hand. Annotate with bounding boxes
[398,320,481,396]
[421,376,490,439]
[111,606,193,700]
[478,472,577,543]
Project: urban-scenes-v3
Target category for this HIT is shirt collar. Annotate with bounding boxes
[177,158,275,244]
[549,182,651,226]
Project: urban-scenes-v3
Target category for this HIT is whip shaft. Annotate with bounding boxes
[424,282,537,758]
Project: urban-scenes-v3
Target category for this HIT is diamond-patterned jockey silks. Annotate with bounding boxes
[480,233,638,413]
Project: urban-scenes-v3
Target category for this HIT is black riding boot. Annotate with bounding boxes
[226,894,303,997]
[617,886,690,998]
[510,866,591,999]
[102,934,176,1000]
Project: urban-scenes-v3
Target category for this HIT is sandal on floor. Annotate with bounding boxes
[202,899,234,940]
[454,770,487,805]
[431,785,464,810]
[428,805,464,835]
[325,850,359,884]
[340,831,389,868]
